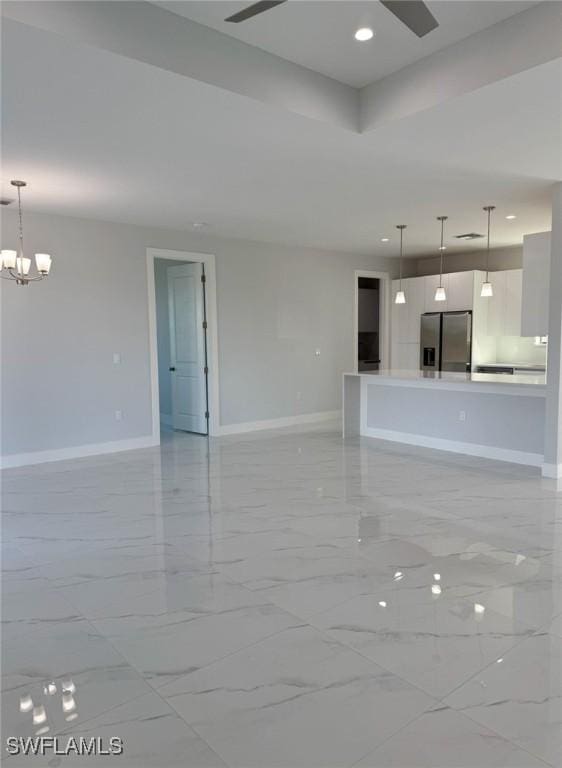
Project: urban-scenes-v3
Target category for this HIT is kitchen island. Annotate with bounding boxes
[343,370,547,468]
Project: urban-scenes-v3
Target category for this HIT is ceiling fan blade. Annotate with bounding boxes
[379,1,439,37]
[225,1,288,23]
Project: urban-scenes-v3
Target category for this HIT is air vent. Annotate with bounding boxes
[455,233,484,241]
[0,198,13,206]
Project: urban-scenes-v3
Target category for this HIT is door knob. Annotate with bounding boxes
[169,366,176,372]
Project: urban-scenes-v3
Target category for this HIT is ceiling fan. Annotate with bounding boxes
[225,1,439,38]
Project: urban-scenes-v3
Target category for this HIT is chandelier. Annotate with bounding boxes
[1,180,52,286]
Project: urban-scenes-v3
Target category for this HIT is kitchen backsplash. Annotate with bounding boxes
[495,336,547,366]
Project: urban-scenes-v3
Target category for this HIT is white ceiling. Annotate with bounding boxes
[1,16,559,257]
[156,1,538,87]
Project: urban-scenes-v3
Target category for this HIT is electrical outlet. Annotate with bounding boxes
[115,410,123,421]
[315,348,321,356]
[113,352,121,365]
[296,391,302,401]
[459,410,466,422]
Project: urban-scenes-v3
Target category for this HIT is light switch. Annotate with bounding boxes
[113,352,121,365]
[115,410,123,421]
[315,348,321,356]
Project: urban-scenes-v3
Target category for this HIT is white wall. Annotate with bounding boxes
[1,210,392,459]
[406,245,522,278]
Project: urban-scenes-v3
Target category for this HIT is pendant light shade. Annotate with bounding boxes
[395,224,407,305]
[1,249,17,269]
[16,256,31,276]
[35,253,52,274]
[481,205,495,298]
[481,281,493,297]
[434,216,448,301]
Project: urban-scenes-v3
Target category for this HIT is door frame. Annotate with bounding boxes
[147,248,220,439]
[353,270,391,373]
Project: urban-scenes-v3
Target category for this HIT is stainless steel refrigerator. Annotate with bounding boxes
[420,311,472,373]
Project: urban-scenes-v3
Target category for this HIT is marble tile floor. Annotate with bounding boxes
[2,423,561,767]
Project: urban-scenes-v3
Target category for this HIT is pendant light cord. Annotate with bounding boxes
[399,227,403,290]
[396,224,406,291]
[17,184,24,264]
[483,206,495,282]
[440,219,444,282]
[486,207,490,281]
[437,216,447,286]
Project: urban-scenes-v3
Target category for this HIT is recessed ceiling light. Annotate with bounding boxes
[505,214,517,220]
[355,27,374,42]
[381,237,389,243]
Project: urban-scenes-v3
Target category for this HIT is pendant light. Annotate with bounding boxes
[1,180,53,286]
[434,215,448,301]
[394,225,406,304]
[480,205,495,297]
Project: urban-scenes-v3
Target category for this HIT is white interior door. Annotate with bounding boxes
[168,263,208,434]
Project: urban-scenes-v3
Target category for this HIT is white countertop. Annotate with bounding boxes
[344,369,547,396]
[476,362,546,372]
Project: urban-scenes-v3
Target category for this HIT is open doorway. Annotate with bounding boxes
[147,248,220,441]
[353,270,390,373]
[357,277,380,371]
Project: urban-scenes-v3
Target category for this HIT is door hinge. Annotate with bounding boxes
[202,321,207,330]
[204,366,208,374]
[201,274,206,283]
[205,411,210,419]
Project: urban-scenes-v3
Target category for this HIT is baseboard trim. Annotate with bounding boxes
[362,426,543,468]
[1,435,159,470]
[542,462,562,478]
[216,410,341,436]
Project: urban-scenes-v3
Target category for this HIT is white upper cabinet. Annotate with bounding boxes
[391,277,425,369]
[424,273,449,312]
[521,232,551,337]
[405,277,425,343]
[392,341,419,371]
[504,269,522,337]
[391,266,526,372]
[391,279,408,338]
[486,270,506,336]
[484,269,523,337]
[447,271,474,312]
